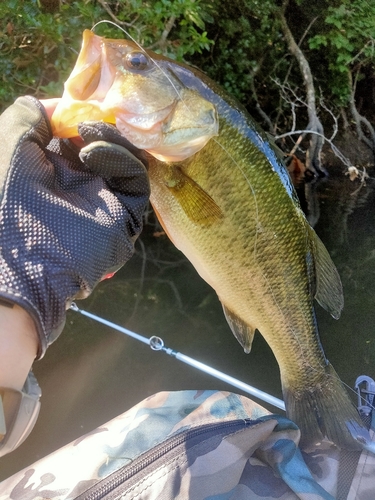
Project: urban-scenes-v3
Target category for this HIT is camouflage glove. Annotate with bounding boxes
[0,96,150,358]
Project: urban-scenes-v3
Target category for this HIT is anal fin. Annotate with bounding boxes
[222,303,256,354]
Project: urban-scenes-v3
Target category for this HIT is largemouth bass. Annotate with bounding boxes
[51,30,370,450]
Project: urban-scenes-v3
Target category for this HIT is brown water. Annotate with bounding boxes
[0,166,375,481]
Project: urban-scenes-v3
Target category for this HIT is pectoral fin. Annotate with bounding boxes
[309,226,344,319]
[165,166,223,226]
[222,303,256,354]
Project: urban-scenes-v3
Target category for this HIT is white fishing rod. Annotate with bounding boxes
[70,302,286,411]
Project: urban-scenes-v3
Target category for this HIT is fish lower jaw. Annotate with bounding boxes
[146,134,216,162]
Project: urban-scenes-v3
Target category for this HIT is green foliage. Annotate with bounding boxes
[197,0,284,104]
[1,0,374,134]
[191,0,375,132]
[0,0,77,107]
[307,0,375,103]
[0,0,214,110]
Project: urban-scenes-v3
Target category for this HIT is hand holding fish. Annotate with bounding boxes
[0,96,149,360]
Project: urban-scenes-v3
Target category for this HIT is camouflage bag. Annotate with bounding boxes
[0,390,374,499]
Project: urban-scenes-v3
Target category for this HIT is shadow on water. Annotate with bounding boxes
[1,163,375,480]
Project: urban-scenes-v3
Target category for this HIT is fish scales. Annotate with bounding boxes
[51,30,371,450]
[149,115,325,382]
[148,116,343,447]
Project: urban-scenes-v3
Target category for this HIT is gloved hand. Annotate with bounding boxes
[0,96,150,358]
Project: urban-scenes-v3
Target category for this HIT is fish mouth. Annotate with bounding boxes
[51,29,219,160]
[115,95,218,162]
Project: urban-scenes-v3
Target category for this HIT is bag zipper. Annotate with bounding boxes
[75,418,256,500]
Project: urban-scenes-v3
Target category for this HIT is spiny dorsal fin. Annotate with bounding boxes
[308,225,344,319]
[165,166,223,225]
[222,303,256,354]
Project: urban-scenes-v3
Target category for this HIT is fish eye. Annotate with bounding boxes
[125,51,150,71]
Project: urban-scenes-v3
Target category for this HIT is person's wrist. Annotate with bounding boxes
[0,303,38,391]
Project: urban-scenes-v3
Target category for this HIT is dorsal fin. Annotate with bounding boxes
[308,225,344,319]
[222,303,256,353]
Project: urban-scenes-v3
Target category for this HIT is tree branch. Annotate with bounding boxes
[348,70,375,151]
[97,0,139,30]
[149,16,177,50]
[275,129,354,169]
[250,79,275,134]
[277,8,325,175]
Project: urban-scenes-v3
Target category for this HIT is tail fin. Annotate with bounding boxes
[283,363,371,451]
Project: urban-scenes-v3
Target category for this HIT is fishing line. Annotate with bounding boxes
[210,134,320,374]
[212,137,373,413]
[210,122,369,410]
[92,22,260,234]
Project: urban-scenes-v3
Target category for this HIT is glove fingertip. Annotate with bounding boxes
[78,122,148,166]
[78,121,123,144]
[80,142,148,178]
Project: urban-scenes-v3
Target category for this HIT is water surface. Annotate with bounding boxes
[0,166,374,481]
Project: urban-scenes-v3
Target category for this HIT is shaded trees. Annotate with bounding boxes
[1,0,374,172]
[0,0,214,108]
[200,0,375,173]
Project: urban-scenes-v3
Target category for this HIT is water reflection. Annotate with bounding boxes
[312,166,375,387]
[0,167,374,481]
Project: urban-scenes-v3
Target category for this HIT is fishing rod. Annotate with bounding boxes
[70,302,286,411]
